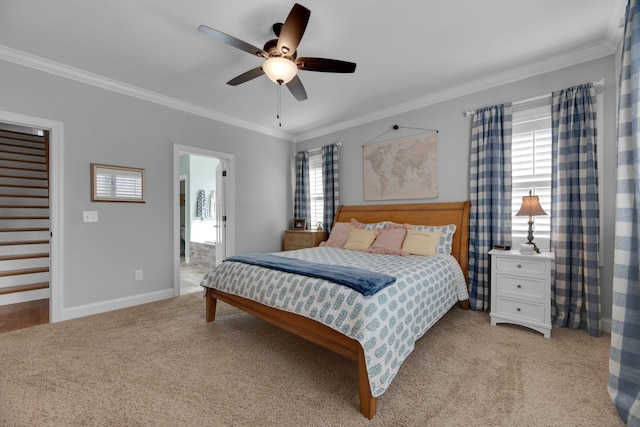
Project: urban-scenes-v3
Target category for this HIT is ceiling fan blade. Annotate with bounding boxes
[277,3,310,56]
[226,66,265,86]
[286,75,308,101]
[296,57,357,73]
[198,25,267,58]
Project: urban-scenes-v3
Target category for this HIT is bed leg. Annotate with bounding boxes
[459,299,470,310]
[357,347,377,419]
[205,288,217,322]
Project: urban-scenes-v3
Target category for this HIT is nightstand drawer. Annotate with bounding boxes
[495,296,545,323]
[496,257,546,276]
[496,274,545,299]
[285,232,313,247]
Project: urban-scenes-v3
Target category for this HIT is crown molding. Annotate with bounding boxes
[0,35,620,145]
[0,44,295,142]
[295,40,618,142]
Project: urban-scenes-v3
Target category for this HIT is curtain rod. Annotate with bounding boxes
[464,79,605,117]
[362,125,438,146]
[296,141,342,156]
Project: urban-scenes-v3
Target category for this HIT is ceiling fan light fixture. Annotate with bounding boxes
[262,57,298,84]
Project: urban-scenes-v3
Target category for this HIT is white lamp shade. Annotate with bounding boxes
[262,57,298,84]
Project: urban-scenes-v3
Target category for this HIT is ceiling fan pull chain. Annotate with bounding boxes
[277,83,282,127]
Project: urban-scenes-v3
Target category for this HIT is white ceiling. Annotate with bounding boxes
[0,1,627,141]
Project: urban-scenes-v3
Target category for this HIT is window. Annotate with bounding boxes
[309,153,324,228]
[512,94,603,260]
[511,106,551,250]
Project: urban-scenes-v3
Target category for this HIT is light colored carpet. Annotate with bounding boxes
[0,293,623,426]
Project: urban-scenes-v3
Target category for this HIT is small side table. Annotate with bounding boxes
[489,249,553,338]
[283,230,328,251]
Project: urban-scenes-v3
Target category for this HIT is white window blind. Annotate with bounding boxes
[309,153,324,228]
[96,170,143,200]
[511,106,552,249]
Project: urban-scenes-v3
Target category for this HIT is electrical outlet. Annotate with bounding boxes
[134,270,143,281]
[83,211,98,222]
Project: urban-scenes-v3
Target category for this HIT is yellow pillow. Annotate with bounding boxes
[343,228,378,251]
[401,229,442,256]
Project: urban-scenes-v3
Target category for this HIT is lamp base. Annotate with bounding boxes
[521,242,540,254]
[525,218,541,253]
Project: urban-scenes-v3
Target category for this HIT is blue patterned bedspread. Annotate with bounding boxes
[200,246,469,398]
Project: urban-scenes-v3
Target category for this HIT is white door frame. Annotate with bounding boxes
[0,109,64,322]
[172,144,235,296]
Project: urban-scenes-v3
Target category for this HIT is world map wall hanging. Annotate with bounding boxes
[363,130,438,201]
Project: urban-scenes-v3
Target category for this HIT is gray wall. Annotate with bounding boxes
[0,59,292,313]
[296,55,618,324]
[0,51,618,325]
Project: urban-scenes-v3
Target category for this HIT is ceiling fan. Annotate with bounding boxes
[198,3,356,102]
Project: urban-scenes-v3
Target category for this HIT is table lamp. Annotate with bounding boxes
[515,190,547,253]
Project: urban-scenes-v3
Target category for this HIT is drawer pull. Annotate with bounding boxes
[517,284,522,289]
[517,264,522,268]
[517,307,521,312]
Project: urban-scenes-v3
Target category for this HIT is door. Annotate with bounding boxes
[215,160,227,266]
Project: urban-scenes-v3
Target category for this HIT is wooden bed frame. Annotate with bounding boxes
[205,201,471,419]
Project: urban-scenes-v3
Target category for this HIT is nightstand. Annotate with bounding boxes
[283,230,328,251]
[489,249,553,338]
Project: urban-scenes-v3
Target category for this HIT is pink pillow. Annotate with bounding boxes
[322,222,353,247]
[350,218,365,229]
[370,227,407,251]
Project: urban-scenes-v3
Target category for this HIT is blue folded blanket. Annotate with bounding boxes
[225,253,396,296]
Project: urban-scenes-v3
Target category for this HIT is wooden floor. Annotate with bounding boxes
[0,298,49,333]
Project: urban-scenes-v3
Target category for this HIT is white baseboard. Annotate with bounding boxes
[602,317,612,334]
[60,288,175,322]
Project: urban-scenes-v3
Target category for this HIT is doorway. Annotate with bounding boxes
[0,110,63,324]
[173,144,234,296]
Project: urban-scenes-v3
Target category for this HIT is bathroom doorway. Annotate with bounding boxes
[173,144,234,296]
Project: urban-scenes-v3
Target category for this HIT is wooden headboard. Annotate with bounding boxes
[333,201,471,280]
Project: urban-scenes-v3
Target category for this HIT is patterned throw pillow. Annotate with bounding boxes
[350,218,394,231]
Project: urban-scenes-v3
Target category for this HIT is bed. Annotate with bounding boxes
[201,201,470,419]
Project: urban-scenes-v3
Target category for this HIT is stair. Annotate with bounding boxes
[0,128,50,332]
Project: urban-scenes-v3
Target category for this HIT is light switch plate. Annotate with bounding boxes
[83,211,98,222]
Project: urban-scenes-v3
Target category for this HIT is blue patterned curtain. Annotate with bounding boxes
[550,83,600,337]
[294,150,310,229]
[469,103,513,311]
[322,143,340,232]
[609,0,640,423]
